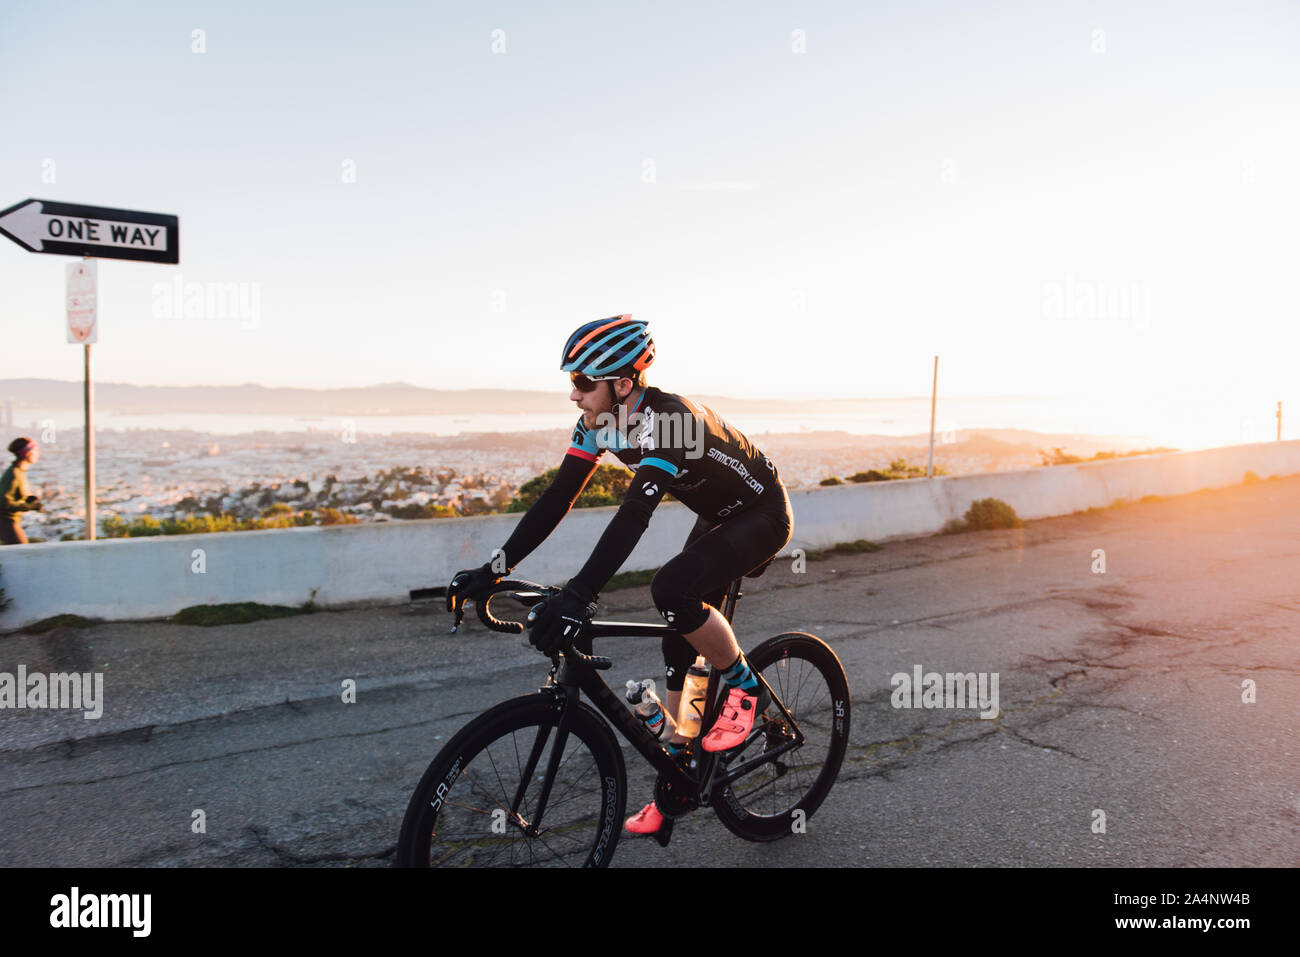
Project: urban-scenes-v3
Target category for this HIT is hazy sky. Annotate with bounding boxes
[2,0,1297,412]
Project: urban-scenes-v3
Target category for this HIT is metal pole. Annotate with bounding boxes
[84,340,95,540]
[927,355,938,478]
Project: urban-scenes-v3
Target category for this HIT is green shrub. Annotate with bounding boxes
[849,470,891,483]
[943,498,1022,534]
[963,498,1023,530]
[836,458,944,484]
[819,476,844,486]
[507,464,640,512]
[386,502,457,520]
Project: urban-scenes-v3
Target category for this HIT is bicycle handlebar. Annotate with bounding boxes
[453,579,613,671]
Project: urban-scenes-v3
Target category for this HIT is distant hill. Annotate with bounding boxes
[0,378,941,417]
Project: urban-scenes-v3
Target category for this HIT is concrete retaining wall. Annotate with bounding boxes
[1,441,1295,629]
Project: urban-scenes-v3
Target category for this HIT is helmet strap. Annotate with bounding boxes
[607,380,623,429]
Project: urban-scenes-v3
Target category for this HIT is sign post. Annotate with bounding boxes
[67,259,99,539]
[2,198,179,541]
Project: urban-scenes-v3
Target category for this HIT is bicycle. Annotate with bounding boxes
[396,562,851,867]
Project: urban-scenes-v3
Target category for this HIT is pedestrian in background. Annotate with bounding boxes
[1,437,43,545]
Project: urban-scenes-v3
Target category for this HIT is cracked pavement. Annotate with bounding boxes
[1,476,1296,866]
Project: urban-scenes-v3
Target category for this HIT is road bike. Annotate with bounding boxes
[397,562,850,867]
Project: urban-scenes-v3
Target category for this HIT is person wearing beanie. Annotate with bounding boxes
[1,437,43,545]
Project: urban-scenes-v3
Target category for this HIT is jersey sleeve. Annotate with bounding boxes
[566,416,604,464]
[496,441,600,574]
[568,458,674,597]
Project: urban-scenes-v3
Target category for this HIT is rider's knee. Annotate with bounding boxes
[650,564,710,635]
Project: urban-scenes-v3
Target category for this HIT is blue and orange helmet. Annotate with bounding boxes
[560,315,655,377]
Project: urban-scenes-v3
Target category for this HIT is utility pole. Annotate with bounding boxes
[927,356,938,478]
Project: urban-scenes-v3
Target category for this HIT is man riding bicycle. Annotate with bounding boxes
[447,314,793,835]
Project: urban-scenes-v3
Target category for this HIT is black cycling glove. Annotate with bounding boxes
[528,582,598,657]
[446,562,503,613]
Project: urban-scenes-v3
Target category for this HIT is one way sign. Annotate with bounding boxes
[0,198,179,263]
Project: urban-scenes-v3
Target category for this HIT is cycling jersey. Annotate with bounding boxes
[498,386,783,598]
[567,387,779,520]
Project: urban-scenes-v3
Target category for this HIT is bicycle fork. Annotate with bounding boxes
[507,689,577,837]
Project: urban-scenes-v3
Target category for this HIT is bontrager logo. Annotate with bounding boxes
[50,887,151,937]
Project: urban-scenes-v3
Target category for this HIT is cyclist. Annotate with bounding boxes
[448,315,793,836]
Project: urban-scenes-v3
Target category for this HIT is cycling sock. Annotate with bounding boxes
[665,739,686,756]
[720,653,758,693]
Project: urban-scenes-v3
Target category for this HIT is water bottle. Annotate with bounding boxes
[675,657,710,739]
[625,678,677,742]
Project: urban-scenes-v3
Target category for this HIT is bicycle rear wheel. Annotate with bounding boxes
[712,632,850,841]
[396,692,626,867]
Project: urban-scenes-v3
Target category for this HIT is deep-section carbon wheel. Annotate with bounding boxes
[712,632,850,842]
[396,692,625,867]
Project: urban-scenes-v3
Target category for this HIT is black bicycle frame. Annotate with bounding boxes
[518,578,807,831]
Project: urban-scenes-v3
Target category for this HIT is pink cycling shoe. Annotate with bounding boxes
[701,685,770,752]
[625,801,665,834]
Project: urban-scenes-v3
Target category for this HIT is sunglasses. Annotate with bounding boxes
[569,372,623,393]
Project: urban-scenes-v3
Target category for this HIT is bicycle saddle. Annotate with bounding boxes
[745,556,776,579]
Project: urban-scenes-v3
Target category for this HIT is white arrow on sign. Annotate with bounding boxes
[0,200,170,254]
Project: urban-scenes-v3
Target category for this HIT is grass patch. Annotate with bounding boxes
[828,538,881,554]
[19,613,101,634]
[1243,470,1260,483]
[604,568,659,592]
[801,539,881,562]
[172,602,311,626]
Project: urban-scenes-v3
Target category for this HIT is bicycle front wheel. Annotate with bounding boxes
[712,632,851,842]
[396,692,626,867]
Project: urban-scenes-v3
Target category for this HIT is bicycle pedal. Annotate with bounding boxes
[653,818,674,847]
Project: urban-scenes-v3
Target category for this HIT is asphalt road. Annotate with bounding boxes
[2,476,1296,867]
